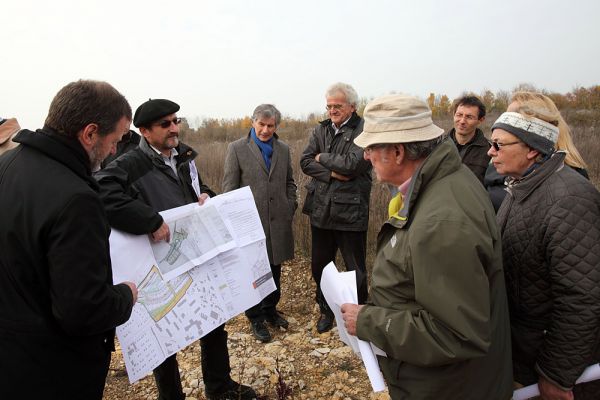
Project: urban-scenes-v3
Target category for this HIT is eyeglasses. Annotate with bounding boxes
[364,144,389,155]
[154,117,182,129]
[454,113,479,122]
[325,104,346,111]
[488,140,521,151]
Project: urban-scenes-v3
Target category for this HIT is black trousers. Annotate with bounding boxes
[310,226,368,313]
[153,324,232,400]
[245,263,282,322]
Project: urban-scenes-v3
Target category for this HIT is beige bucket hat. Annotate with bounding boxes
[354,94,444,148]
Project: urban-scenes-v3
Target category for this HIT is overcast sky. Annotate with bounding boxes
[2,0,599,129]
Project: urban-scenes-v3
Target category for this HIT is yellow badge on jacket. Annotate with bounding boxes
[388,192,406,220]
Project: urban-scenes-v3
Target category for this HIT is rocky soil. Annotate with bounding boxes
[103,256,390,400]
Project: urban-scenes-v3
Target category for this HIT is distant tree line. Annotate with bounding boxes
[428,83,600,116]
[178,84,600,143]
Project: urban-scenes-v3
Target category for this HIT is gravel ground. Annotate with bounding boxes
[103,256,390,400]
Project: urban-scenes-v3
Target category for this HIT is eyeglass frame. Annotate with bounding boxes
[325,103,348,111]
[488,139,522,151]
[153,117,182,129]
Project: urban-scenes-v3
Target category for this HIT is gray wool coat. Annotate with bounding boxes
[222,132,297,265]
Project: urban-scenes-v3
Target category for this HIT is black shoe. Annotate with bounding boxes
[206,380,257,400]
[266,311,289,329]
[250,320,271,342]
[316,313,334,333]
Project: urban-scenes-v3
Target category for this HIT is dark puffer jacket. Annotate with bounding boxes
[497,151,600,391]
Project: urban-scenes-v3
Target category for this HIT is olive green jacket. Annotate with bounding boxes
[356,139,512,399]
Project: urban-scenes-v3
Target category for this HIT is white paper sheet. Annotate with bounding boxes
[320,262,387,392]
[513,363,600,400]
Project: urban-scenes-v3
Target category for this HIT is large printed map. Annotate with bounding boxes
[110,187,276,383]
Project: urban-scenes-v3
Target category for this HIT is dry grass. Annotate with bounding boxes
[188,113,599,270]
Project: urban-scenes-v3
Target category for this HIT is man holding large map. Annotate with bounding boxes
[96,98,257,400]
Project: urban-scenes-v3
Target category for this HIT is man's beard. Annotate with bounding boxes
[89,142,104,172]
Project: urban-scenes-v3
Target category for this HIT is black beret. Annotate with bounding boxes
[133,99,180,128]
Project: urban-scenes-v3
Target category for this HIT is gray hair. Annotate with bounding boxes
[252,104,281,126]
[325,82,359,107]
[402,134,447,160]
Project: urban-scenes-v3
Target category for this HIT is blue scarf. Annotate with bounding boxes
[251,128,273,170]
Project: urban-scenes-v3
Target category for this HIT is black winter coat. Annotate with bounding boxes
[448,128,491,184]
[497,152,600,392]
[0,129,134,399]
[96,137,215,234]
[300,113,372,231]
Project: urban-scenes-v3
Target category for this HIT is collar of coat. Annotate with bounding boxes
[319,111,362,129]
[13,127,97,189]
[387,138,463,229]
[505,151,566,203]
[447,128,488,148]
[138,136,198,166]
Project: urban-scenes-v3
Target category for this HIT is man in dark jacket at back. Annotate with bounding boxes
[0,80,137,400]
[300,82,372,333]
[95,99,257,400]
[447,95,490,184]
[101,128,141,168]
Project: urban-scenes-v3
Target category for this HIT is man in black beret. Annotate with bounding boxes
[96,99,257,400]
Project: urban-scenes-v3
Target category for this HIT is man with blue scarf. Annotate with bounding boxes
[222,104,297,343]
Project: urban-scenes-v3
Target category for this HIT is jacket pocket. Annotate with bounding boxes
[302,183,316,214]
[329,192,361,224]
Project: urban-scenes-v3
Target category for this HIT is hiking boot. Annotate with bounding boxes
[316,313,334,333]
[250,320,271,343]
[266,311,289,329]
[206,380,257,400]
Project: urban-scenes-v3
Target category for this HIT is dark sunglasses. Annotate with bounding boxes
[488,139,521,151]
[154,117,182,129]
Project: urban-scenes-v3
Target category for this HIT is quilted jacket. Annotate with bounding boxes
[497,151,600,390]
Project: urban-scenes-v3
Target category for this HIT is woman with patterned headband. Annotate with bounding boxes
[484,92,590,212]
[489,102,600,400]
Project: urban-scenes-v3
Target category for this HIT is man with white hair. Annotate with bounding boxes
[341,94,512,399]
[300,82,372,333]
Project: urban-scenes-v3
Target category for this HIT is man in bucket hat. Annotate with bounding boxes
[341,94,512,399]
[490,108,600,400]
